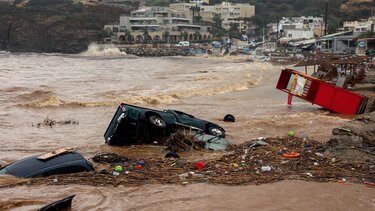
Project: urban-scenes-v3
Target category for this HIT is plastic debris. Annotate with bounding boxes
[195,161,205,169]
[165,152,180,159]
[261,166,272,172]
[245,140,269,148]
[178,173,189,179]
[363,181,375,187]
[223,114,235,122]
[305,172,313,177]
[115,165,123,173]
[282,152,301,158]
[137,161,145,167]
[338,178,347,183]
[338,127,352,132]
[288,131,295,138]
[315,152,324,157]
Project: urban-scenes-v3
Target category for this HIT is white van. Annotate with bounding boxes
[176,41,190,47]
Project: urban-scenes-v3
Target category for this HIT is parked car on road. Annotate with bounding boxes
[104,103,226,145]
[176,41,190,47]
[0,151,95,178]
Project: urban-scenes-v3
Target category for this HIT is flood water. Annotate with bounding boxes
[0,48,373,210]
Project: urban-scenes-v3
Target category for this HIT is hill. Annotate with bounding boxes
[0,0,135,53]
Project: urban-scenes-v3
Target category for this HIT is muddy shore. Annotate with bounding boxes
[0,54,374,210]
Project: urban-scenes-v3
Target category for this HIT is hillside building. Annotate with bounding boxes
[200,2,255,31]
[269,16,324,42]
[105,6,212,43]
[343,16,375,33]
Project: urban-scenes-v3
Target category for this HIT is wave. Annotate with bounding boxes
[0,50,10,54]
[81,43,126,57]
[0,87,29,93]
[20,77,262,108]
[16,90,55,101]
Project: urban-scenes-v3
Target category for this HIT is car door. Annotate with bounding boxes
[169,110,206,130]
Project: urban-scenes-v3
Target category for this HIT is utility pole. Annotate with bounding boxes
[276,18,279,41]
[324,0,328,35]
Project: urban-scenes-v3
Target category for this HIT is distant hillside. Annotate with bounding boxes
[210,0,374,34]
[0,0,135,53]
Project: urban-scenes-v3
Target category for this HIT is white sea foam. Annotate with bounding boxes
[81,43,126,57]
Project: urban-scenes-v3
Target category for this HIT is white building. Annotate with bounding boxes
[107,6,212,43]
[283,29,314,39]
[343,16,375,34]
[189,0,209,6]
[275,16,324,40]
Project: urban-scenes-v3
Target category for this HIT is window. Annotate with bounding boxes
[42,166,88,177]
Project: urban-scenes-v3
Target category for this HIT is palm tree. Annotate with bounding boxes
[163,31,169,43]
[190,5,201,24]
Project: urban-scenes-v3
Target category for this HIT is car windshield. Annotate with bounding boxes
[0,167,11,175]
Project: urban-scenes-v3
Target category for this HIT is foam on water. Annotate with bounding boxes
[19,76,262,107]
[81,43,126,57]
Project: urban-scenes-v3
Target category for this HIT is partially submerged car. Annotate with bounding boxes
[0,150,94,178]
[104,103,226,145]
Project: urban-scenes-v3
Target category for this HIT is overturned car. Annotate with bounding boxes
[0,149,94,178]
[104,103,226,145]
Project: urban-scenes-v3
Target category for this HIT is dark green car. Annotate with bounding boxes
[104,103,226,145]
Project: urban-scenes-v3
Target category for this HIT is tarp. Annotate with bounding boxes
[192,132,230,151]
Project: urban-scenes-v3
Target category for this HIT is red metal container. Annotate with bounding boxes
[276,68,368,115]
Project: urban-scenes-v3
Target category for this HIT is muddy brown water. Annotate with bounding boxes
[0,49,374,210]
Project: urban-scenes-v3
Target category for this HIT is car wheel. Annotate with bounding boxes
[208,126,225,138]
[148,116,166,129]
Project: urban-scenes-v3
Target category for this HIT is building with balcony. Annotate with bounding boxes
[343,16,375,34]
[105,6,212,43]
[200,2,255,31]
[277,16,324,40]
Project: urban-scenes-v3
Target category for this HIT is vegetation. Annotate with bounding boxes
[208,0,374,35]
[228,23,241,39]
[143,0,373,36]
[210,13,227,39]
[358,31,375,39]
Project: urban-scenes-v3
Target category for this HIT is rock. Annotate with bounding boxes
[120,47,193,57]
[321,111,375,160]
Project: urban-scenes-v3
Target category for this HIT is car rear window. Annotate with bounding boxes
[0,167,11,175]
[35,165,90,177]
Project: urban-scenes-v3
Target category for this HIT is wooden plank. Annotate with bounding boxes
[37,147,73,160]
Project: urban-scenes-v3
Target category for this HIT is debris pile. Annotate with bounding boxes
[30,136,375,187]
[32,117,79,128]
[92,153,129,163]
[160,130,206,152]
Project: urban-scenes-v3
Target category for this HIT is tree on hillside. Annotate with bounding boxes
[190,5,202,24]
[210,13,227,39]
[228,22,241,39]
[181,31,189,40]
[163,31,169,43]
